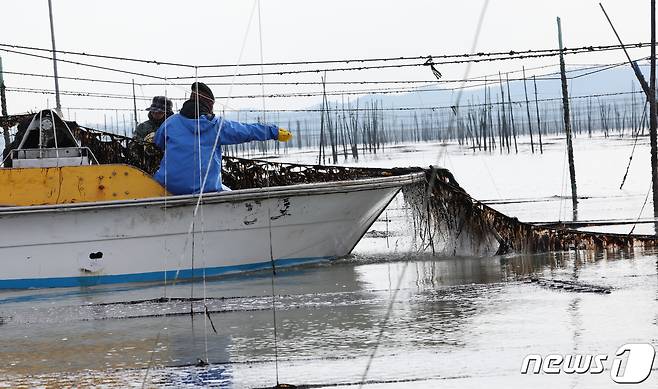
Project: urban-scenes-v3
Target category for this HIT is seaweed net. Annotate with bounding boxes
[68,125,423,187]
[4,118,658,255]
[403,169,658,255]
[0,113,33,129]
[72,126,163,173]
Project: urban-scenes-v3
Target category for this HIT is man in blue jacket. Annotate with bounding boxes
[153,82,292,195]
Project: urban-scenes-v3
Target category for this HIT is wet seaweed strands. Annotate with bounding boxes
[404,169,658,256]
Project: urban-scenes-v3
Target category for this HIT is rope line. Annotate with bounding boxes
[0,42,645,83]
[3,60,627,86]
[0,47,162,80]
[6,86,645,105]
[620,100,649,190]
[629,184,653,236]
[0,41,650,69]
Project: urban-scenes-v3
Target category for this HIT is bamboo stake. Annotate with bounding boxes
[317,76,326,165]
[506,73,518,153]
[557,16,578,220]
[498,72,510,153]
[0,56,10,147]
[650,0,658,231]
[522,66,535,153]
[132,79,138,128]
[533,75,544,154]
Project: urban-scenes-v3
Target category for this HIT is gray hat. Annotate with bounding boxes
[146,96,173,113]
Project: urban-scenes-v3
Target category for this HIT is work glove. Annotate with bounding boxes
[277,128,293,142]
[144,132,155,143]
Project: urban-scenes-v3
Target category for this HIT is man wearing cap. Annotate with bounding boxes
[153,82,293,195]
[134,96,174,142]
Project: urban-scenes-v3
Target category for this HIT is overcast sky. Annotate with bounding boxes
[0,0,655,125]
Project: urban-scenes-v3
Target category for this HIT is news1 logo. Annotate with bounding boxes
[521,343,656,384]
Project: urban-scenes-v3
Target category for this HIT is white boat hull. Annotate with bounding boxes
[0,174,421,288]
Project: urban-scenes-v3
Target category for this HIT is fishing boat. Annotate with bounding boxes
[0,110,424,289]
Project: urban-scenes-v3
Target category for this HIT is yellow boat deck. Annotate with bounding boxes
[0,164,168,206]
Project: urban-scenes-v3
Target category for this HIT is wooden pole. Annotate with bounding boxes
[497,100,503,153]
[0,56,11,146]
[506,73,518,153]
[532,76,544,154]
[47,0,62,116]
[558,16,578,220]
[600,3,652,97]
[353,101,359,159]
[498,72,510,153]
[487,82,496,148]
[318,76,327,165]
[588,98,593,137]
[649,0,658,231]
[483,77,488,151]
[132,79,138,128]
[523,66,535,153]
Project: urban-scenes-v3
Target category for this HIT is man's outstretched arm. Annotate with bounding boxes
[219,119,280,145]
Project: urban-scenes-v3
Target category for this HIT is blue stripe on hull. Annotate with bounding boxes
[0,257,331,289]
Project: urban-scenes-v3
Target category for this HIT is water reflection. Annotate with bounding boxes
[499,247,658,281]
[1,247,657,387]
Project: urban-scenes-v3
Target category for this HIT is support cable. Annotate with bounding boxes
[0,41,650,69]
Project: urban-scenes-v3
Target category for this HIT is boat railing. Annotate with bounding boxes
[10,147,99,168]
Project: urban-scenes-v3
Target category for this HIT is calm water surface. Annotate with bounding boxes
[1,136,658,388]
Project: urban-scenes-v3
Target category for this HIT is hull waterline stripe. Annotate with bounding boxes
[0,256,331,289]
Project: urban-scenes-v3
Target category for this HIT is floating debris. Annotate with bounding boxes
[526,277,612,294]
[364,230,401,238]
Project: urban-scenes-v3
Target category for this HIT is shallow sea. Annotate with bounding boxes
[1,134,657,388]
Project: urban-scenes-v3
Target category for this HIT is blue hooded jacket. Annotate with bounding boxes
[153,114,278,195]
